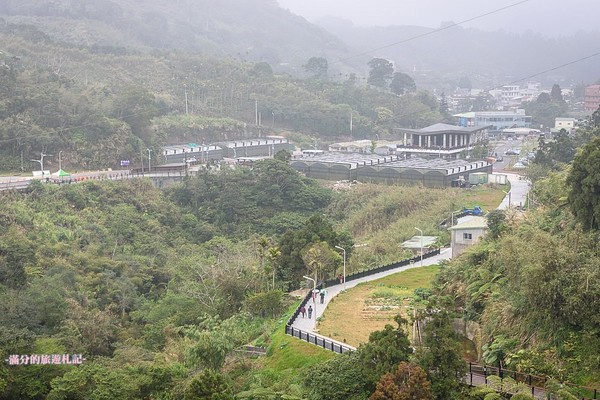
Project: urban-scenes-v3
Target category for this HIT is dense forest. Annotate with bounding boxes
[0,156,486,399]
[0,20,444,172]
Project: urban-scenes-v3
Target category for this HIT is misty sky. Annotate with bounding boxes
[277,0,600,36]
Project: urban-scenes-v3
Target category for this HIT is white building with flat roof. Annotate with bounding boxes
[455,109,532,131]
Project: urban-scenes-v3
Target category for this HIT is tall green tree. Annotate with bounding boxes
[302,241,339,284]
[303,351,369,400]
[277,215,353,288]
[568,136,600,230]
[389,72,416,96]
[357,315,412,390]
[486,209,507,239]
[415,302,467,400]
[367,58,394,88]
[304,57,329,80]
[550,84,564,103]
[184,369,234,400]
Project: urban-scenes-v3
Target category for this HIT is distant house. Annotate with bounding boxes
[328,140,372,154]
[554,117,577,133]
[584,85,600,112]
[449,216,488,258]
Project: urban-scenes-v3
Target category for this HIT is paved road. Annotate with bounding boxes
[499,173,530,209]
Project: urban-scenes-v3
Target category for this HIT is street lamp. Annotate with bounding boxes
[30,152,52,176]
[147,148,153,172]
[414,227,423,267]
[58,151,63,171]
[334,245,346,290]
[302,275,317,330]
[451,209,461,227]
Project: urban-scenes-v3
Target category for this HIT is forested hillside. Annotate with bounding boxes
[434,123,600,388]
[0,161,331,398]
[0,158,486,398]
[0,0,350,71]
[0,19,443,172]
[318,16,600,87]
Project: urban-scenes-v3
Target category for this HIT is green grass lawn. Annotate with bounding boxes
[263,303,335,372]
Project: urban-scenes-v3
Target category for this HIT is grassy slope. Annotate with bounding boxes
[329,182,507,270]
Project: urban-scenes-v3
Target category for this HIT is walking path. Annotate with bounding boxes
[498,173,529,209]
[291,248,452,334]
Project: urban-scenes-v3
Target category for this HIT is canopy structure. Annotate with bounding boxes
[52,169,71,177]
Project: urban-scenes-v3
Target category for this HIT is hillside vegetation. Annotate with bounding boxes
[0,22,443,172]
[0,159,486,398]
[0,0,349,69]
[434,125,600,388]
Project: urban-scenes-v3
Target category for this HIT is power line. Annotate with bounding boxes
[501,51,600,87]
[3,49,600,146]
[336,0,532,64]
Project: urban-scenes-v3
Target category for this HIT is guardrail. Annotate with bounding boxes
[467,362,598,399]
[322,248,441,288]
[285,326,355,354]
[283,252,598,399]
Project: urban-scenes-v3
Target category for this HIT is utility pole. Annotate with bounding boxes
[255,99,258,126]
[184,85,189,115]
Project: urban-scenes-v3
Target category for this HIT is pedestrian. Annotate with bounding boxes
[307,305,313,319]
[338,274,343,284]
[319,290,325,304]
[300,305,306,318]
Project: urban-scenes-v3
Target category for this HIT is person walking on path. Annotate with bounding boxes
[319,290,325,304]
[338,274,344,284]
[300,306,306,318]
[307,305,313,319]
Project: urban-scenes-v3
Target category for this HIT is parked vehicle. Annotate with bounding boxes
[463,206,484,216]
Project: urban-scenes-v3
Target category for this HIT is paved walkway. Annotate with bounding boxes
[291,248,452,333]
[285,179,569,397]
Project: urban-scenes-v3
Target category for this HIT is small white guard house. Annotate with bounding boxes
[449,217,488,258]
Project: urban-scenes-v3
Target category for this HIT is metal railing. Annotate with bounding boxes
[322,248,441,287]
[285,326,354,354]
[467,362,598,400]
[285,248,442,346]
[284,257,598,399]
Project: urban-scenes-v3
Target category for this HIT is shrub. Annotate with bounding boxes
[510,394,535,400]
[469,386,497,399]
[244,290,285,318]
[483,393,502,400]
